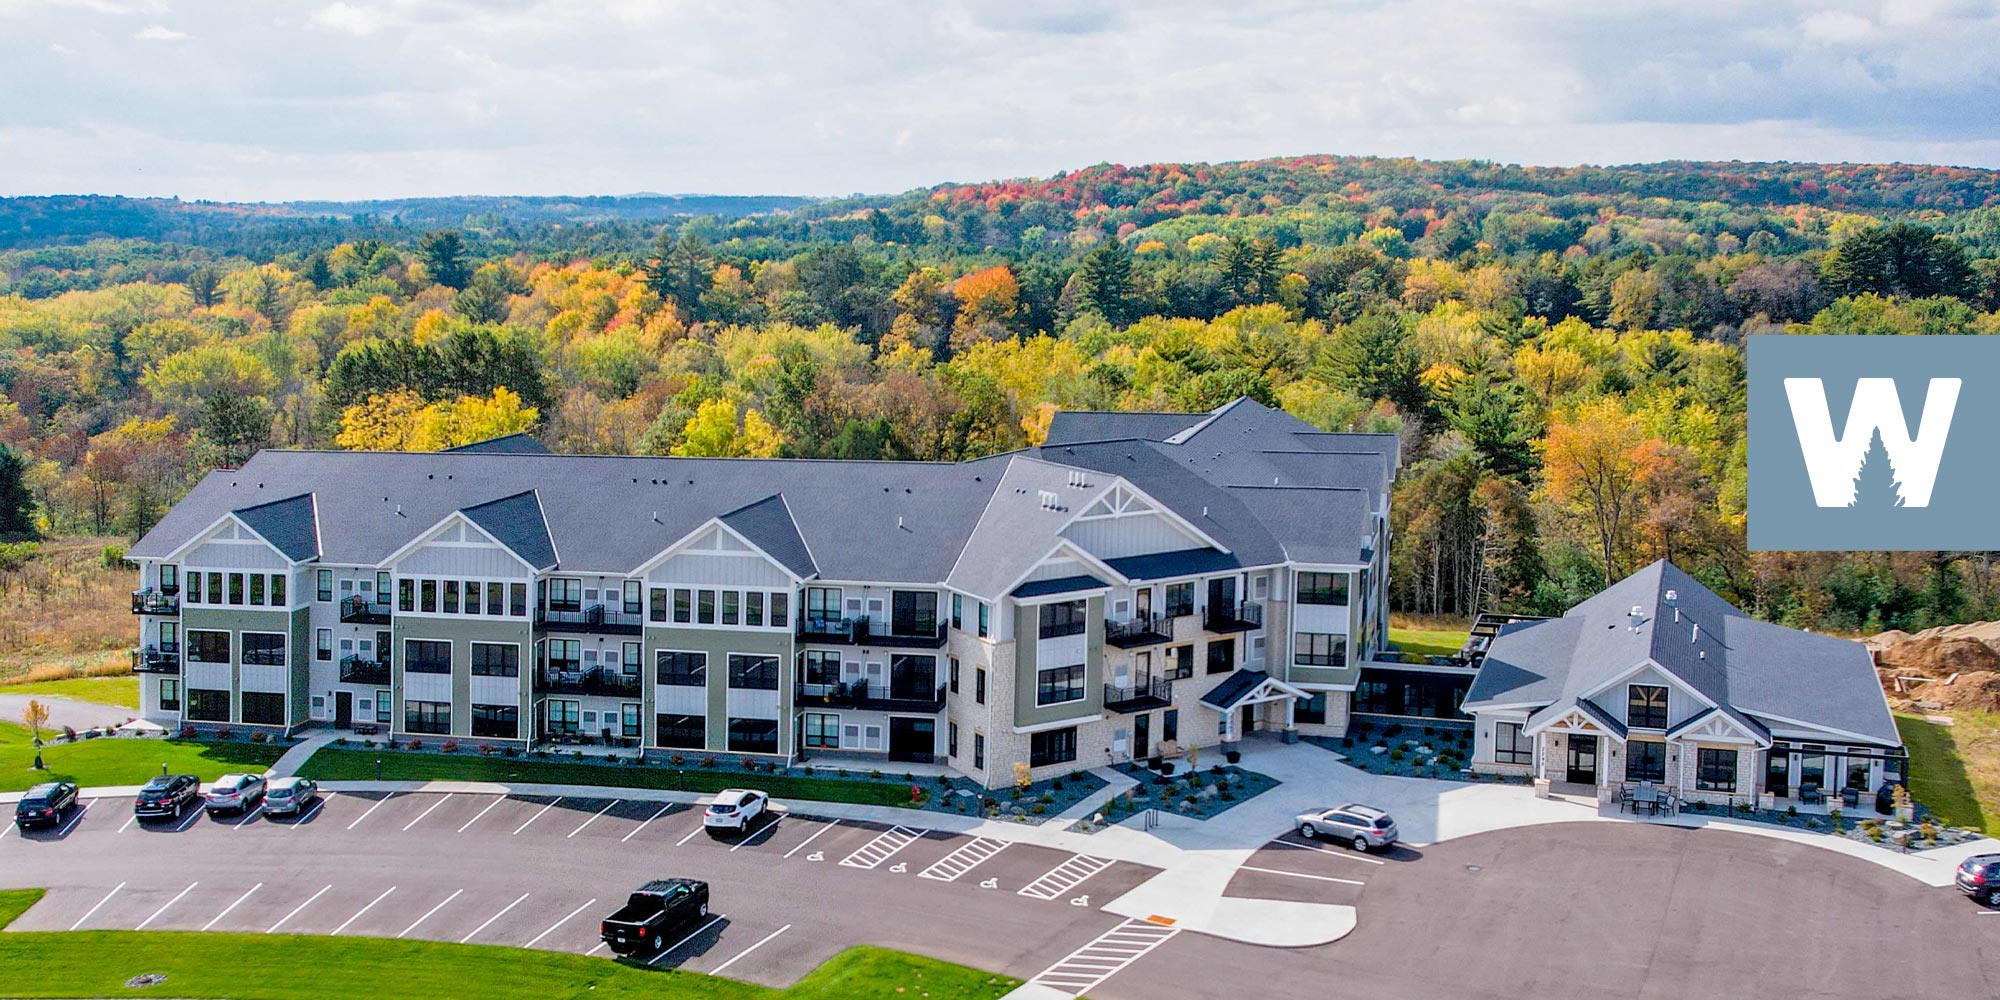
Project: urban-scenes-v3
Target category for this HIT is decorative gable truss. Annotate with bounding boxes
[384,514,541,579]
[1526,704,1627,742]
[633,520,800,589]
[1668,709,1768,746]
[1059,479,1225,561]
[164,514,299,571]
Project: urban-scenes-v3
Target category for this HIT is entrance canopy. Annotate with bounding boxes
[1201,670,1311,712]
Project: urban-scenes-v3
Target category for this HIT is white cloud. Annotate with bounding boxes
[132,22,184,40]
[308,2,385,36]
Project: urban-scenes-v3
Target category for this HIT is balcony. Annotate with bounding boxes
[1203,600,1264,634]
[131,589,180,616]
[132,644,180,674]
[339,654,391,686]
[1103,676,1173,713]
[339,595,392,625]
[535,604,644,636]
[794,679,947,714]
[1105,613,1172,649]
[870,620,947,650]
[798,615,868,645]
[538,667,642,698]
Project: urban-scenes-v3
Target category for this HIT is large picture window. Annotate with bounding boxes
[1628,685,1669,729]
[405,639,452,674]
[186,630,230,664]
[471,704,518,739]
[1494,722,1532,765]
[1297,692,1328,725]
[1030,726,1078,767]
[240,633,286,666]
[727,717,779,754]
[1696,748,1738,792]
[404,700,450,734]
[892,591,938,637]
[655,713,704,749]
[803,713,839,749]
[186,688,230,721]
[727,654,779,690]
[1036,664,1085,706]
[1038,600,1086,639]
[470,643,519,677]
[1295,633,1346,667]
[1206,638,1235,675]
[1626,740,1667,782]
[240,691,283,725]
[655,651,707,686]
[1296,572,1349,605]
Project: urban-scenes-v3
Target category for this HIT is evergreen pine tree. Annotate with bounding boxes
[1849,428,1904,509]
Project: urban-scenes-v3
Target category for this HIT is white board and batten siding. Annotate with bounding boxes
[239,663,289,694]
[185,661,233,691]
[655,684,705,715]
[403,672,452,703]
[1292,601,1350,635]
[469,675,519,705]
[646,524,795,589]
[182,521,291,570]
[397,522,534,579]
[726,687,781,721]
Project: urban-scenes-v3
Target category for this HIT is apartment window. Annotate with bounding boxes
[377,572,393,603]
[622,642,642,675]
[443,580,460,614]
[486,582,503,616]
[158,678,180,712]
[159,622,178,652]
[728,654,780,690]
[650,588,670,623]
[1297,572,1349,605]
[316,629,332,662]
[1164,708,1179,743]
[249,574,265,606]
[1169,645,1194,680]
[376,691,392,724]
[721,591,739,626]
[399,579,415,612]
[803,713,839,749]
[745,591,764,627]
[186,688,230,722]
[802,650,839,687]
[673,588,692,623]
[1626,740,1667,782]
[471,643,519,678]
[656,651,706,686]
[1494,722,1532,765]
[952,594,963,630]
[241,692,284,726]
[1206,638,1236,675]
[727,718,779,754]
[975,667,987,705]
[973,732,985,769]
[1030,727,1078,767]
[317,569,333,602]
[806,587,841,625]
[1356,679,1392,714]
[1627,685,1668,729]
[228,573,245,605]
[1036,665,1085,706]
[1038,600,1087,639]
[655,714,705,749]
[1696,748,1738,792]
[186,630,229,664]
[623,580,643,615]
[1165,582,1195,618]
[509,583,527,617]
[404,700,450,734]
[545,698,580,735]
[237,632,282,665]
[160,564,179,593]
[547,578,582,612]
[697,590,716,625]
[948,655,961,694]
[1295,633,1347,667]
[546,639,580,673]
[420,580,437,613]
[206,572,222,606]
[186,572,203,604]
[1298,692,1328,725]
[770,592,788,628]
[977,602,989,638]
[471,704,518,739]
[405,639,451,674]
[892,591,938,637]
[270,574,285,606]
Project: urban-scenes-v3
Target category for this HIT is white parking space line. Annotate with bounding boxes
[232,804,264,828]
[293,799,325,825]
[56,799,93,837]
[333,886,396,935]
[201,882,263,931]
[174,807,202,832]
[839,825,925,869]
[588,941,608,956]
[402,793,455,831]
[118,815,136,834]
[525,898,596,949]
[458,797,505,833]
[398,889,463,938]
[1028,918,1180,996]
[346,795,393,830]
[1277,839,1385,864]
[711,923,791,976]
[645,914,724,966]
[68,882,125,930]
[0,821,11,839]
[513,798,563,835]
[135,881,199,930]
[567,800,619,839]
[622,805,673,843]
[729,816,782,852]
[675,822,707,847]
[267,884,331,933]
[782,819,839,859]
[461,892,529,943]
[1019,854,1113,900]
[921,838,1008,881]
[1237,865,1365,886]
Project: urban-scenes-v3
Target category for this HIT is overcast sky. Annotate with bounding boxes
[1,0,1997,202]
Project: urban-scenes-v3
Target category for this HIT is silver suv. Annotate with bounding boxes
[1296,803,1398,852]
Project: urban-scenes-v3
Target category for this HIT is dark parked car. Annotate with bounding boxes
[600,879,710,956]
[1956,854,2000,906]
[15,781,80,831]
[134,774,201,822]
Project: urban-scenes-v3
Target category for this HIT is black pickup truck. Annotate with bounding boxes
[600,879,710,956]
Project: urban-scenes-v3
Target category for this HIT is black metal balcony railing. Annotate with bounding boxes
[535,604,645,636]
[537,667,641,697]
[873,620,948,649]
[1103,676,1173,713]
[339,653,391,685]
[1203,599,1264,633]
[1105,613,1172,648]
[131,589,180,616]
[132,644,180,674]
[339,594,392,625]
[794,680,948,714]
[799,615,867,644]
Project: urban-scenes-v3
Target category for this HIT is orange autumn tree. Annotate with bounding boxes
[1538,397,1668,583]
[950,265,1020,350]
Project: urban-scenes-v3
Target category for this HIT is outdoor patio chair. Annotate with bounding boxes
[1840,787,1860,808]
[1800,783,1823,805]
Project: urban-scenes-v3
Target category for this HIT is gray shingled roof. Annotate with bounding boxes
[231,493,320,562]
[1201,669,1272,710]
[461,491,557,570]
[718,495,817,578]
[446,433,552,455]
[1043,410,1203,446]
[1465,561,1900,747]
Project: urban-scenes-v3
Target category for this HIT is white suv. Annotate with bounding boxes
[1296,803,1398,852]
[702,788,769,834]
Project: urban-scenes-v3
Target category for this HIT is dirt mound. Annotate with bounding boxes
[1875,635,2000,678]
[1872,621,2000,712]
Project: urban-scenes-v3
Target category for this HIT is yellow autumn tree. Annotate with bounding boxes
[337,387,539,452]
[1538,397,1668,582]
[671,398,785,458]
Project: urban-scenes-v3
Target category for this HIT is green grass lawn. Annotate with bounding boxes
[0,722,285,793]
[0,888,1018,1000]
[1387,626,1469,657]
[0,675,140,709]
[296,747,917,807]
[1896,712,1997,835]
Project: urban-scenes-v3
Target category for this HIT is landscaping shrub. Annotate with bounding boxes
[248,730,268,744]
[476,743,494,755]
[440,740,458,753]
[179,725,197,739]
[216,725,234,740]
[501,747,518,758]
[700,755,716,768]
[408,738,425,751]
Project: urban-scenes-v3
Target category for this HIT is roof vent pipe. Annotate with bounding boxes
[1631,605,1643,616]
[1674,608,1681,623]
[1692,623,1700,643]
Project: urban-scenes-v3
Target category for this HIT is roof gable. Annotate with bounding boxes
[229,492,320,563]
[461,491,558,570]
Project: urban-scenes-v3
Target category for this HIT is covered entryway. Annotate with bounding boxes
[1566,735,1598,784]
[1201,670,1312,748]
[887,717,935,763]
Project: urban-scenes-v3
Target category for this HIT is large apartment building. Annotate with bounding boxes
[126,398,1400,787]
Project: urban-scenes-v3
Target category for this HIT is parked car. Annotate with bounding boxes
[263,777,319,817]
[600,879,710,955]
[204,773,267,816]
[1955,854,2000,906]
[1296,803,1399,852]
[133,774,201,822]
[14,781,80,831]
[702,788,769,834]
